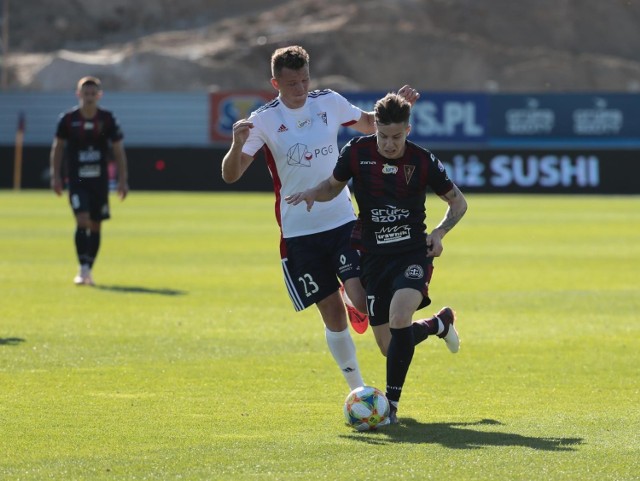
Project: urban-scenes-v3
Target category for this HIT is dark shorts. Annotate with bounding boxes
[68,181,110,222]
[281,221,361,311]
[361,248,434,327]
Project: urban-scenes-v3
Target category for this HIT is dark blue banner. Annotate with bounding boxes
[488,93,640,145]
[434,148,640,194]
[210,91,640,147]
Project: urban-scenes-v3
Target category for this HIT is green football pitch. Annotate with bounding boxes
[1,191,638,480]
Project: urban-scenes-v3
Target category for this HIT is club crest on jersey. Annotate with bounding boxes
[317,112,328,125]
[404,165,415,184]
[405,264,424,280]
[382,163,398,174]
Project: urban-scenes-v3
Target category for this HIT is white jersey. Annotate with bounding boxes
[243,89,365,238]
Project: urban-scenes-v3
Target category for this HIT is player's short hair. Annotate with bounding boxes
[77,76,102,91]
[271,46,310,78]
[374,93,411,125]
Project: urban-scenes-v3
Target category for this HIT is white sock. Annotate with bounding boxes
[435,316,445,335]
[340,286,355,307]
[325,327,365,390]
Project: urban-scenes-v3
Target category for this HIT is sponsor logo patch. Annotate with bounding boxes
[287,143,313,167]
[382,163,398,174]
[370,205,410,223]
[375,225,411,244]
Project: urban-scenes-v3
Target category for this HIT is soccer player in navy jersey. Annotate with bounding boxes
[50,76,129,286]
[286,92,468,424]
[221,45,419,391]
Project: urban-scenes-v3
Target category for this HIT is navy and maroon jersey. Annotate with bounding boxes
[333,135,453,254]
[55,107,123,184]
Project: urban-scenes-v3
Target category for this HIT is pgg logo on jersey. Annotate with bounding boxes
[286,143,334,167]
[287,144,313,167]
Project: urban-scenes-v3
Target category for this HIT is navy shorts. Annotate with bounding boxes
[281,221,361,311]
[69,181,110,222]
[360,248,434,327]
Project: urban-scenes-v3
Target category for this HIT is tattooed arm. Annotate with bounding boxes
[427,184,468,257]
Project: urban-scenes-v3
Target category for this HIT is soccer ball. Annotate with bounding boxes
[343,386,390,431]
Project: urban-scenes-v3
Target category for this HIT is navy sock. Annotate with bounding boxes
[75,227,90,265]
[386,326,415,404]
[412,316,439,345]
[87,231,101,268]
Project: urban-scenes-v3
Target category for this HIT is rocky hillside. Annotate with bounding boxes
[5,0,640,92]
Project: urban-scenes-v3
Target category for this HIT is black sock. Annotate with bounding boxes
[412,316,439,345]
[87,231,101,269]
[386,326,415,404]
[75,227,90,265]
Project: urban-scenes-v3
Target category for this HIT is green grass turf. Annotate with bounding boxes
[1,190,638,480]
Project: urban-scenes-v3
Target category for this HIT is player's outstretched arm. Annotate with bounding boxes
[350,85,420,135]
[285,176,348,212]
[222,119,255,183]
[427,184,468,257]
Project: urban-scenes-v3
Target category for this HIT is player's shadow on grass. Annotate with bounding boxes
[0,337,26,346]
[341,418,583,451]
[94,285,187,296]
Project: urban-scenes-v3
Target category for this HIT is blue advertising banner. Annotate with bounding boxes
[488,93,640,146]
[340,92,488,144]
[209,91,640,147]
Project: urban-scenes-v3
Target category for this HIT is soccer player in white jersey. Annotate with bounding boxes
[221,45,419,391]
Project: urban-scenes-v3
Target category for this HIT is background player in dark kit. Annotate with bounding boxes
[50,76,129,286]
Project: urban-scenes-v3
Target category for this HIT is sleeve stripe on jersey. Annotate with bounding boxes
[308,89,332,99]
[281,258,305,312]
[254,97,281,115]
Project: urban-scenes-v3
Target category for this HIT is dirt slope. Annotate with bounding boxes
[6,0,640,92]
